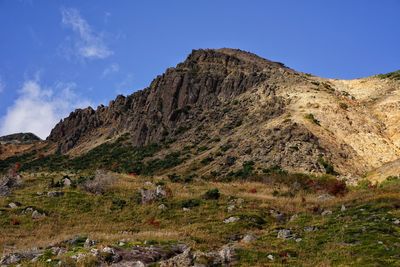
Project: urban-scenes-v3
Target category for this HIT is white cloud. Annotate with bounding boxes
[0,79,91,139]
[61,7,112,60]
[102,63,119,77]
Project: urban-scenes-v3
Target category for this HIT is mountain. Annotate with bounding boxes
[42,48,399,181]
[1,48,400,181]
[2,49,400,266]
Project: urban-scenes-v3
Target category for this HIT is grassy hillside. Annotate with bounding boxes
[1,168,399,266]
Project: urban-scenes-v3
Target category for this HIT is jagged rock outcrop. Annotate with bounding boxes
[48,49,296,153]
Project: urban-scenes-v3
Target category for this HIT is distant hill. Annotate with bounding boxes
[0,133,41,144]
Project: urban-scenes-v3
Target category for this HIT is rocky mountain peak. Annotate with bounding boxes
[48,48,296,154]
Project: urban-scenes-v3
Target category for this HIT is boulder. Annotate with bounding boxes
[277,229,293,239]
[158,204,167,210]
[227,204,235,212]
[159,248,193,267]
[0,249,43,265]
[223,216,240,224]
[62,177,72,187]
[84,238,97,248]
[8,202,20,209]
[219,244,236,264]
[241,234,257,243]
[0,170,22,197]
[140,185,171,204]
[321,210,333,216]
[32,210,46,219]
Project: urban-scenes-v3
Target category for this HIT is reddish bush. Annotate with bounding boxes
[111,162,119,171]
[14,162,21,172]
[11,218,20,225]
[368,183,377,189]
[147,218,160,227]
[324,179,348,196]
[303,176,347,196]
[249,188,257,193]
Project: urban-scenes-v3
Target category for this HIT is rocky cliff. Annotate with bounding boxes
[48,49,294,151]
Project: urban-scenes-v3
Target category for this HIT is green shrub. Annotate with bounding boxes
[183,174,196,183]
[201,156,214,165]
[262,165,287,175]
[168,173,181,183]
[203,188,220,200]
[220,143,232,152]
[230,161,255,178]
[197,146,209,153]
[304,113,320,126]
[181,199,201,208]
[111,198,127,210]
[318,157,338,175]
[141,152,182,175]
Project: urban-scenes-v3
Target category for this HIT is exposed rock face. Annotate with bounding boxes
[44,48,331,175]
[48,48,294,153]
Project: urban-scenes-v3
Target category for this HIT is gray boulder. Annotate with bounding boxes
[321,210,333,216]
[219,244,236,264]
[241,234,257,243]
[223,216,240,224]
[140,185,170,204]
[0,171,22,197]
[160,248,193,267]
[277,229,294,239]
[32,210,46,219]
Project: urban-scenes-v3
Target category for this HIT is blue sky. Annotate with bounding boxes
[0,0,399,138]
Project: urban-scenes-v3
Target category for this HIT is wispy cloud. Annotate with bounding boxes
[61,7,112,60]
[102,63,119,77]
[0,78,91,139]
